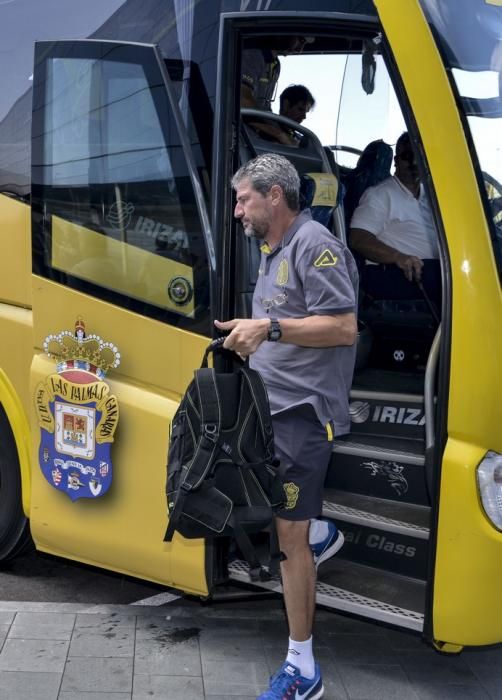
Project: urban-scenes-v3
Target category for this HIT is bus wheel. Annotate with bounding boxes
[0,405,33,562]
[432,640,463,655]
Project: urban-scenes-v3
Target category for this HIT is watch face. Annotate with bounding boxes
[268,320,281,341]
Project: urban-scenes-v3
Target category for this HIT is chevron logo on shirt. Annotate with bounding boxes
[313,249,338,267]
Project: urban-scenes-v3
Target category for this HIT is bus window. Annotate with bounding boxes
[31,42,211,334]
[276,51,406,167]
[334,54,406,167]
[420,0,502,278]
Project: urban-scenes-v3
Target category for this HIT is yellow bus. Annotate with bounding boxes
[0,0,501,652]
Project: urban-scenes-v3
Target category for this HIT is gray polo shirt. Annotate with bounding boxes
[249,211,358,436]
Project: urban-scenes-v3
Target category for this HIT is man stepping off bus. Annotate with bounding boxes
[216,153,358,700]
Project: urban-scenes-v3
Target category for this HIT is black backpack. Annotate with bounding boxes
[164,339,285,580]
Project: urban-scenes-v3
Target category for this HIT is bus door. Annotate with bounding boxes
[382,0,502,649]
[212,8,446,636]
[212,0,502,650]
[29,40,216,594]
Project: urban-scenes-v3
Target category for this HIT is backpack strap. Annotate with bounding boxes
[231,514,271,582]
[164,369,222,541]
[267,520,283,578]
[200,338,226,368]
[184,368,222,490]
[241,368,275,458]
[238,369,283,576]
[231,514,283,582]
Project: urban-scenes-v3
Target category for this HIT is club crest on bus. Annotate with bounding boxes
[34,318,120,501]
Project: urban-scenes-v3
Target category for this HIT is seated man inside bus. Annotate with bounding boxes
[349,132,441,312]
[280,84,315,124]
[278,84,315,145]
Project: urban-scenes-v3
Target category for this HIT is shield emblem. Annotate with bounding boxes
[35,318,120,501]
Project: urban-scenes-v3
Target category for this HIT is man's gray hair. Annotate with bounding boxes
[232,154,300,211]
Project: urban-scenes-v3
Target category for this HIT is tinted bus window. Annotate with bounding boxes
[32,43,210,334]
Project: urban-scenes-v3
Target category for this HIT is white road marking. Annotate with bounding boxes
[129,591,181,606]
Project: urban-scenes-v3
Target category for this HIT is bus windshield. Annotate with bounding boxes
[420,0,502,275]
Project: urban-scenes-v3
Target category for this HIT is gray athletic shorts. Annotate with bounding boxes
[272,403,333,522]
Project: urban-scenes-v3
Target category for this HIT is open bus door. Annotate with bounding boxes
[383,0,502,650]
[212,6,436,635]
[211,0,502,650]
[27,39,217,595]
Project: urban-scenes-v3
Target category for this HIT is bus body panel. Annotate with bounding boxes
[377,0,502,645]
[29,279,209,592]
[0,194,33,515]
[30,358,207,594]
[437,440,502,646]
[31,280,209,400]
[0,196,31,307]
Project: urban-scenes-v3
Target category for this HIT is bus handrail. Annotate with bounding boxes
[424,324,441,451]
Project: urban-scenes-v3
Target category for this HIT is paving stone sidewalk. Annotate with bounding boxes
[0,600,501,699]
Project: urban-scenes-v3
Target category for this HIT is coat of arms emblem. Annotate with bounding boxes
[34,318,120,501]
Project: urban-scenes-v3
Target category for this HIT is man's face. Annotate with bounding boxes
[395,139,420,184]
[234,179,272,239]
[282,99,312,124]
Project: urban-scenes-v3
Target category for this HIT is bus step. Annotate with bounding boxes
[323,494,429,537]
[228,559,425,632]
[322,493,429,580]
[328,435,429,506]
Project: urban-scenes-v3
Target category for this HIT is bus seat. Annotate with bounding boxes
[240,109,329,176]
[343,139,393,227]
[343,139,393,280]
[300,171,341,229]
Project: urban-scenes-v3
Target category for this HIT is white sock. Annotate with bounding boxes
[286,636,315,679]
[309,518,329,546]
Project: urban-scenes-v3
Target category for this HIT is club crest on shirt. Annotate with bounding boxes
[313,249,338,268]
[276,259,289,286]
[283,482,300,510]
[34,317,120,502]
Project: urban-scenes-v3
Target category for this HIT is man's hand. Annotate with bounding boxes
[394,252,424,282]
[350,228,425,283]
[214,318,270,356]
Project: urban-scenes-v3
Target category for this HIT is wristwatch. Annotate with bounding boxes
[267,318,282,342]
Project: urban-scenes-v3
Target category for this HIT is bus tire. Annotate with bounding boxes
[0,404,33,562]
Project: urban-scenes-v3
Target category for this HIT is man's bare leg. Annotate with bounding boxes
[276,517,316,641]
